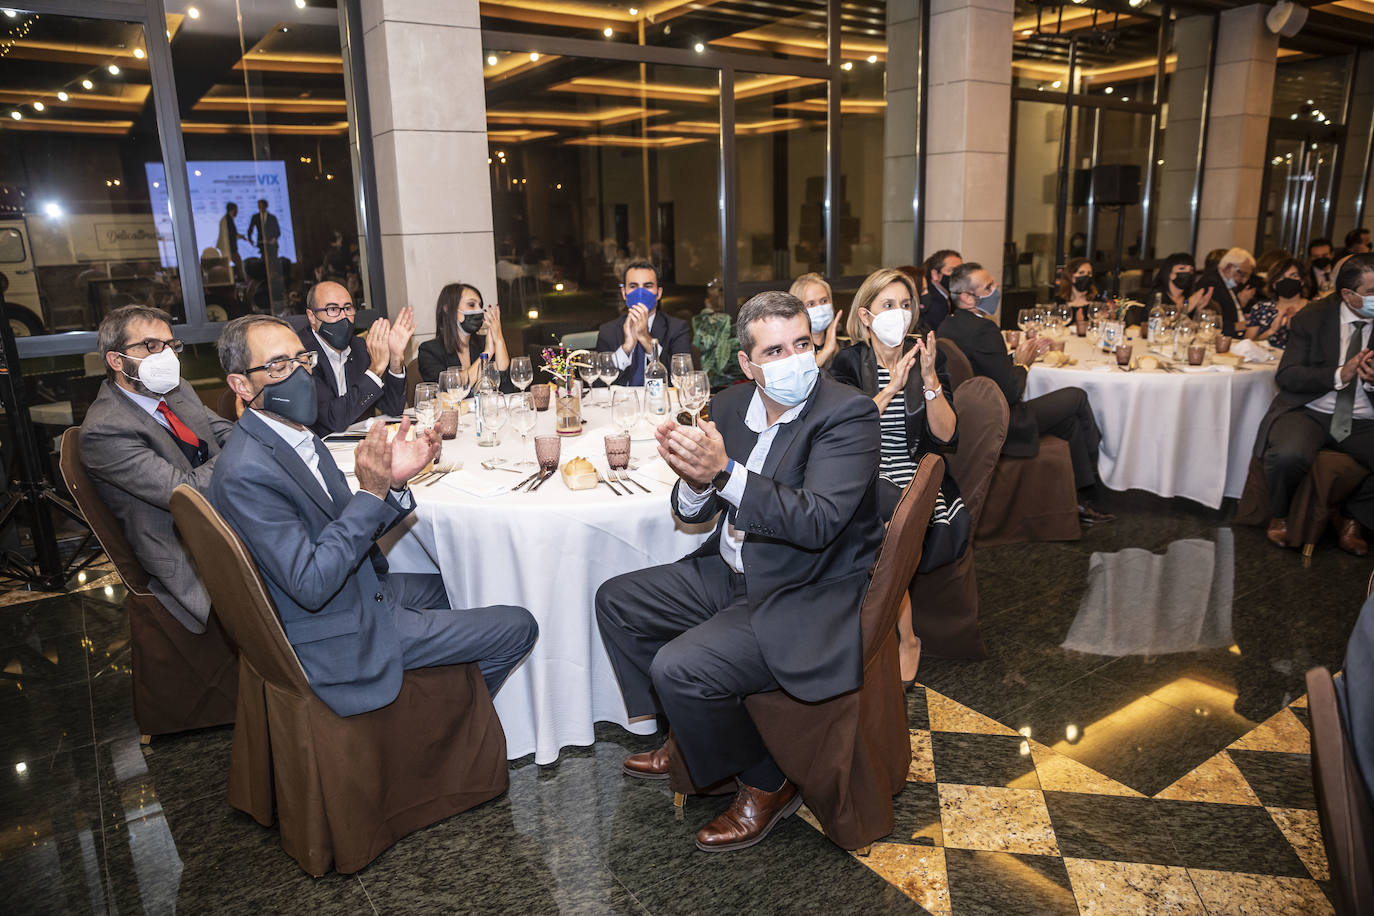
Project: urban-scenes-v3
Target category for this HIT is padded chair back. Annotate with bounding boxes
[560,330,599,351]
[216,386,242,422]
[169,484,309,691]
[59,428,151,595]
[1304,666,1374,915]
[947,377,1010,528]
[937,338,974,392]
[405,358,421,408]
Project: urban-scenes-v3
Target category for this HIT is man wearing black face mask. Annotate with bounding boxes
[919,249,961,331]
[1308,238,1335,295]
[209,315,537,716]
[301,280,409,435]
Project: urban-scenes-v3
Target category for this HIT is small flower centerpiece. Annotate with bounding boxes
[542,346,591,436]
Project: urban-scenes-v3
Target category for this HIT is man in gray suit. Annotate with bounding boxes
[79,305,235,633]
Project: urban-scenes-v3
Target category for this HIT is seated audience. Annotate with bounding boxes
[1147,252,1212,313]
[1246,257,1309,349]
[595,260,692,385]
[596,291,883,853]
[919,249,961,330]
[940,263,1113,524]
[1344,227,1370,256]
[1204,248,1226,271]
[830,268,962,685]
[417,282,513,388]
[789,272,843,369]
[1258,253,1374,556]
[209,315,537,715]
[80,305,235,633]
[1308,237,1335,295]
[1254,247,1292,283]
[1195,247,1254,336]
[300,280,409,435]
[1054,257,1102,322]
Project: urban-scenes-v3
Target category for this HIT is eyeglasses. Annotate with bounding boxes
[310,303,356,319]
[122,337,184,355]
[244,351,318,379]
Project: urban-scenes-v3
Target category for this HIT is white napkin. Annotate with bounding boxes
[638,455,679,485]
[440,469,511,498]
[1228,339,1271,363]
[1180,364,1234,373]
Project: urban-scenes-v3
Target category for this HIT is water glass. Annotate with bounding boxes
[1188,343,1206,366]
[509,391,537,465]
[670,353,694,389]
[611,387,641,435]
[534,434,561,472]
[579,357,599,402]
[414,382,439,430]
[1114,343,1133,367]
[477,391,506,447]
[509,356,533,392]
[438,368,468,431]
[1216,334,1232,354]
[680,370,710,426]
[604,433,631,470]
[532,383,551,411]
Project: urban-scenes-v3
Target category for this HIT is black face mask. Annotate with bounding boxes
[1312,256,1332,270]
[1273,277,1304,299]
[257,365,318,428]
[460,312,484,335]
[1072,275,1093,293]
[316,317,353,351]
[1174,272,1195,294]
[938,273,952,294]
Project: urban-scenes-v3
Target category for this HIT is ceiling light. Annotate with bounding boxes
[629,7,638,14]
[133,48,145,59]
[186,5,200,18]
[31,101,43,111]
[866,54,878,63]
[326,173,334,180]
[555,282,565,291]
[1306,99,1314,105]
[603,26,613,37]
[488,157,493,164]
[8,111,19,120]
[529,52,540,61]
[42,201,62,218]
[1156,159,1163,165]
[2,9,16,17]
[1021,29,1033,37]
[487,54,497,66]
[1290,113,1298,120]
[82,79,94,90]
[57,91,68,101]
[1128,0,1146,7]
[694,42,705,53]
[108,64,120,75]
[1104,86,1113,94]
[153,181,159,188]
[841,61,853,71]
[14,762,26,774]
[193,169,202,176]
[556,183,562,189]
[295,0,307,8]
[113,178,120,186]
[1051,80,1062,89]
[1121,96,1129,101]
[527,309,539,319]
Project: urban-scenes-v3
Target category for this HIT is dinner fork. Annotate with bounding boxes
[613,469,650,493]
[598,472,624,496]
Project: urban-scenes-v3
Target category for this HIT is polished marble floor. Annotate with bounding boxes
[0,491,1363,914]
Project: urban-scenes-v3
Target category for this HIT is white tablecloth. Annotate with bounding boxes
[330,393,712,764]
[1024,336,1278,508]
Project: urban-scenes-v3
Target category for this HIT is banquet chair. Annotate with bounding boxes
[215,386,242,422]
[936,338,974,392]
[1304,665,1374,915]
[1236,453,1368,556]
[168,484,509,876]
[664,455,945,850]
[910,378,1009,659]
[405,358,421,407]
[58,429,238,738]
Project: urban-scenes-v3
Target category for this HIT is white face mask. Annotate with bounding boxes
[124,348,181,395]
[807,304,834,333]
[867,308,912,348]
[748,350,819,407]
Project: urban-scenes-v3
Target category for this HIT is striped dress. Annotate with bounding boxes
[875,366,919,487]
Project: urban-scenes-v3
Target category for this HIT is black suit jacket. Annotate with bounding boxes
[299,327,406,436]
[416,337,515,391]
[670,376,882,703]
[1253,294,1374,457]
[247,211,280,250]
[1195,267,1244,337]
[594,309,692,386]
[829,339,956,462]
[918,287,951,331]
[1340,590,1374,800]
[938,308,1040,456]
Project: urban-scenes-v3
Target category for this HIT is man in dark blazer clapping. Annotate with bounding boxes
[594,260,692,386]
[299,280,408,436]
[596,291,883,853]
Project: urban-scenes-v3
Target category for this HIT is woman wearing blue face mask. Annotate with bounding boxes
[830,268,967,687]
[418,282,513,388]
[789,272,844,369]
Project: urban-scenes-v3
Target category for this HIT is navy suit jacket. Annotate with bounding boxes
[299,327,406,436]
[594,309,693,386]
[209,409,413,716]
[919,287,951,331]
[938,308,1041,457]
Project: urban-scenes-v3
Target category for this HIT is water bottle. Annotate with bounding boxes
[644,338,668,417]
[1147,292,1166,346]
[475,353,494,438]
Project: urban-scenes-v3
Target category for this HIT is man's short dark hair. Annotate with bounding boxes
[621,259,660,287]
[97,304,175,379]
[217,314,294,376]
[226,202,237,213]
[1335,252,1374,293]
[257,198,268,209]
[736,290,806,357]
[1346,228,1365,248]
[1308,237,1331,254]
[925,249,961,276]
[947,262,983,297]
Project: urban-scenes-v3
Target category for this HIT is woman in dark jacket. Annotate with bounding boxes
[830,267,960,687]
[417,282,514,390]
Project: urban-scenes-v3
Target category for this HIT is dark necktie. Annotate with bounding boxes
[627,344,645,386]
[1332,320,1367,443]
[156,402,208,467]
[311,437,355,509]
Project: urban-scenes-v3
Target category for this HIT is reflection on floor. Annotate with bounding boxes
[0,491,1362,914]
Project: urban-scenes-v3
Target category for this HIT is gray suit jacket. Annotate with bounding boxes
[79,378,235,632]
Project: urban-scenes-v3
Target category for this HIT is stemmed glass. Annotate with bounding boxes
[477,391,507,447]
[679,371,710,426]
[670,353,694,408]
[439,368,468,432]
[508,391,537,466]
[579,354,599,405]
[611,387,641,436]
[509,356,533,392]
[597,351,619,405]
[1054,304,1073,338]
[413,382,439,430]
[1017,309,1034,338]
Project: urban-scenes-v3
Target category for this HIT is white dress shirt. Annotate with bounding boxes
[312,328,385,397]
[675,388,807,573]
[254,411,412,509]
[115,384,172,432]
[1305,306,1374,420]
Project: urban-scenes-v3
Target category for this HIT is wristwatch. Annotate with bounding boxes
[712,458,735,491]
[923,385,942,402]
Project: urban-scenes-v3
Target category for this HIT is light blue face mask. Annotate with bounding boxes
[1223,276,1237,290]
[975,287,1002,316]
[750,350,819,407]
[1354,293,1374,320]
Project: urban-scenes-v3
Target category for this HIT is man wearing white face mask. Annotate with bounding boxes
[939,263,1113,524]
[597,291,883,853]
[79,305,236,632]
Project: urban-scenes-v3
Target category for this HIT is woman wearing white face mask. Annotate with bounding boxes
[830,268,966,688]
[789,272,844,369]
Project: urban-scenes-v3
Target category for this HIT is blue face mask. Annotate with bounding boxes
[749,350,819,408]
[625,287,657,312]
[257,365,318,428]
[1223,276,1237,290]
[1355,294,1374,320]
[975,287,1002,316]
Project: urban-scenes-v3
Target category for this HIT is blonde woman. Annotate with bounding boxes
[789,272,843,369]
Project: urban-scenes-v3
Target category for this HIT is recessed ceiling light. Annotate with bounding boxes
[108,64,120,75]
[866,54,878,63]
[529,52,540,61]
[9,111,20,120]
[487,54,497,66]
[629,7,638,14]
[56,91,68,101]
[1021,29,1033,37]
[186,5,200,18]
[841,61,853,71]
[43,201,62,218]
[133,48,145,59]
[1052,80,1062,89]
[603,26,613,37]
[694,42,704,53]
[193,169,202,176]
[1104,86,1113,94]
[31,101,43,111]
[2,9,16,17]
[295,0,307,8]
[82,79,94,90]
[1121,96,1130,102]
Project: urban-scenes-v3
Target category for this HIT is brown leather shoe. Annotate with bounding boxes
[623,742,671,780]
[695,780,802,852]
[1267,517,1289,549]
[1337,518,1368,557]
[1077,504,1115,525]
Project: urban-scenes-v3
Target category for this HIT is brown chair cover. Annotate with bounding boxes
[937,338,974,393]
[1236,453,1368,553]
[215,386,242,422]
[58,429,237,735]
[667,455,946,850]
[405,358,421,408]
[168,484,509,876]
[976,436,1082,546]
[1304,666,1374,916]
[911,378,1009,659]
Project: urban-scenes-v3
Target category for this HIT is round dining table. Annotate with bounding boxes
[1023,335,1279,509]
[326,390,713,765]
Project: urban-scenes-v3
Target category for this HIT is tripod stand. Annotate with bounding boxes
[0,289,100,591]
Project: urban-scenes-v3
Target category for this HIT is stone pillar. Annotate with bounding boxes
[361,0,495,341]
[881,0,920,267]
[922,0,1013,269]
[1195,4,1277,259]
[1334,50,1374,238]
[1154,15,1213,258]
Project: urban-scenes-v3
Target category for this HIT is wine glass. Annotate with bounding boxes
[509,356,533,392]
[477,391,506,447]
[439,368,469,432]
[670,353,694,389]
[597,351,619,404]
[680,370,710,426]
[1017,309,1034,337]
[1054,304,1073,337]
[579,355,599,404]
[611,386,641,436]
[508,391,537,465]
[413,382,439,431]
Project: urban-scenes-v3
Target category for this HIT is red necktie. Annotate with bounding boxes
[156,402,201,450]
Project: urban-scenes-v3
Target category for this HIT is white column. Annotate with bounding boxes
[1334,51,1374,237]
[881,0,920,266]
[361,0,495,341]
[1154,15,1213,257]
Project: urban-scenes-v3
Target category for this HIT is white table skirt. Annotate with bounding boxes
[338,394,713,764]
[1024,337,1278,508]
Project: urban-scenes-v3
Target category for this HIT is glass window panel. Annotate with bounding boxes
[0,10,187,339]
[1272,54,1350,127]
[841,17,884,278]
[1008,100,1063,293]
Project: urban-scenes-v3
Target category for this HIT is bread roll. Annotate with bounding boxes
[1137,355,1160,371]
[561,456,599,490]
[1211,352,1242,366]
